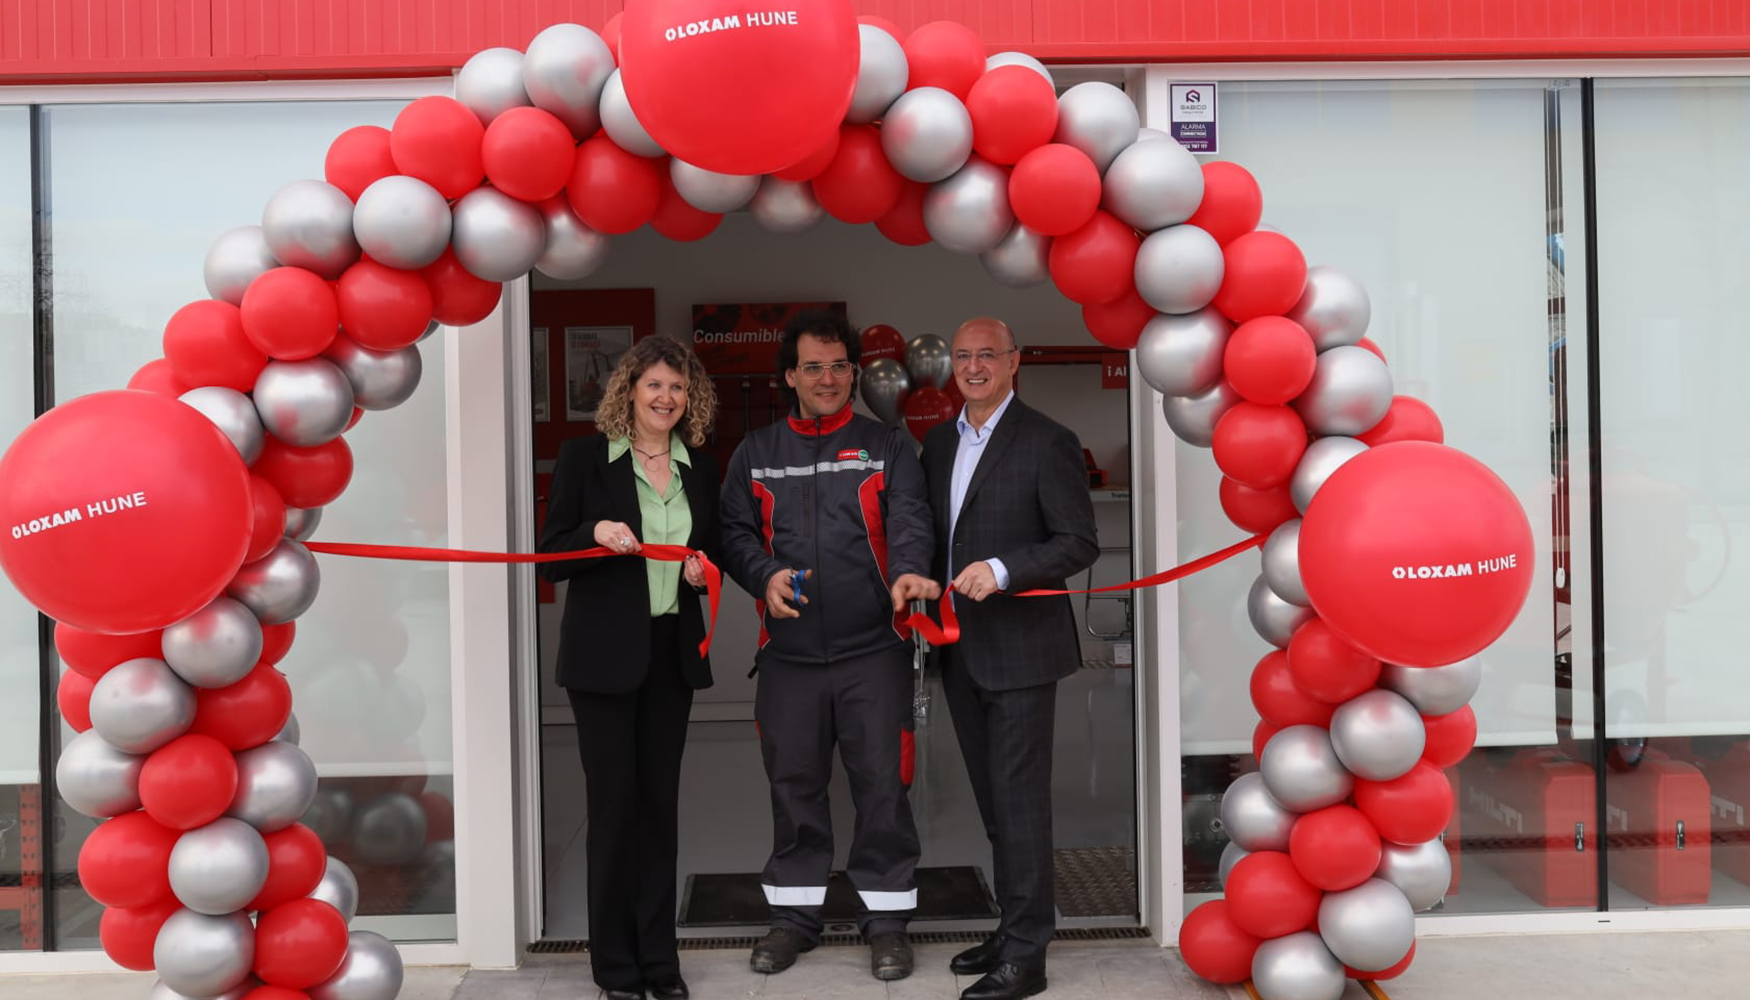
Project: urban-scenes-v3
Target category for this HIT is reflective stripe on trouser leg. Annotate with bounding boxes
[762,884,828,907]
[857,888,918,910]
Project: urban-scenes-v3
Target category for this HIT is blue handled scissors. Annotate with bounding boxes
[790,568,810,606]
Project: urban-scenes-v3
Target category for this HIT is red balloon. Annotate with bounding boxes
[58,666,96,731]
[252,435,354,509]
[420,790,457,843]
[337,260,435,351]
[261,622,296,665]
[1177,899,1261,984]
[902,386,958,443]
[773,128,841,182]
[254,898,350,989]
[421,249,503,327]
[482,106,576,202]
[567,136,663,235]
[1212,402,1307,490]
[243,988,311,1000]
[141,734,239,830]
[601,12,625,61]
[1218,476,1298,535]
[324,125,398,202]
[164,300,267,392]
[389,96,486,201]
[193,663,293,752]
[1359,396,1445,447]
[903,21,985,99]
[1349,940,1416,980]
[1048,210,1140,306]
[345,406,365,432]
[1287,618,1382,704]
[1010,143,1101,236]
[857,14,903,42]
[100,897,181,970]
[649,173,723,242]
[1356,336,1387,362]
[1422,704,1478,768]
[242,267,340,361]
[127,358,190,397]
[1224,851,1321,938]
[860,325,907,367]
[56,622,164,679]
[1253,720,1281,761]
[812,125,905,224]
[1082,287,1155,351]
[874,181,932,246]
[620,0,858,175]
[0,391,253,634]
[1186,160,1263,245]
[1214,231,1309,324]
[1289,805,1383,891]
[1300,442,1535,666]
[79,811,178,907]
[1249,650,1336,729]
[1355,762,1455,845]
[250,823,329,912]
[967,65,1059,165]
[1225,316,1316,404]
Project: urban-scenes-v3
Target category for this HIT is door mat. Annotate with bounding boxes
[677,866,997,927]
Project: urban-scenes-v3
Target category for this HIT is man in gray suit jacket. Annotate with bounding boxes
[894,317,1099,1000]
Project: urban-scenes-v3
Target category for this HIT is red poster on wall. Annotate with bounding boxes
[691,301,848,376]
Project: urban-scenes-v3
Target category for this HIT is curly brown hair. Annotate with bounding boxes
[593,336,719,448]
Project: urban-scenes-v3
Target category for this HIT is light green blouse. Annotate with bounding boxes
[609,433,692,617]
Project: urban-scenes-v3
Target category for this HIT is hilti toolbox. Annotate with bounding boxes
[1658,739,1750,888]
[1459,750,1597,907]
[1606,751,1712,905]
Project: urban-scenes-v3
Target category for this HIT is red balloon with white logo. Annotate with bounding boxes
[902,387,958,443]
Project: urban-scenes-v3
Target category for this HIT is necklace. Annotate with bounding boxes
[632,443,670,462]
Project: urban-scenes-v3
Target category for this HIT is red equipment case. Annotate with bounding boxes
[1459,750,1597,907]
[1606,751,1712,905]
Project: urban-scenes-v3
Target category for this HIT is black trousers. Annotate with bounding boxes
[940,646,1059,970]
[754,646,920,941]
[567,616,695,992]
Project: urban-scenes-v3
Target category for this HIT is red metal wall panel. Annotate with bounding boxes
[2,1,1747,84]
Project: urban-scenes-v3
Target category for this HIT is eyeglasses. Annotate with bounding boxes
[952,349,1016,367]
[796,361,855,380]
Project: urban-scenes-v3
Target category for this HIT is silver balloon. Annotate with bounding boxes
[350,793,429,866]
[599,69,665,157]
[1293,345,1393,437]
[1102,137,1204,232]
[848,25,909,123]
[1290,436,1368,513]
[324,335,422,411]
[228,740,320,831]
[1219,771,1296,852]
[227,539,321,625]
[535,197,610,280]
[1135,307,1229,396]
[1218,840,1250,889]
[169,818,270,915]
[1376,838,1453,911]
[923,156,1014,254]
[1261,519,1310,608]
[1260,725,1355,812]
[1288,265,1373,351]
[277,711,302,746]
[309,930,405,1000]
[310,855,361,923]
[455,46,530,126]
[161,596,264,690]
[1160,380,1240,449]
[1248,574,1315,648]
[671,158,758,214]
[1053,82,1139,174]
[1136,126,1173,142]
[253,358,356,447]
[1381,658,1482,717]
[89,658,196,755]
[980,224,1051,288]
[203,225,279,305]
[178,387,265,464]
[881,87,974,183]
[352,175,452,270]
[1251,932,1345,1000]
[148,978,257,1000]
[57,729,143,818]
[303,788,357,848]
[521,22,615,140]
[1318,878,1416,972]
[904,335,953,390]
[1330,690,1426,782]
[986,50,1053,86]
[452,186,544,282]
[861,358,912,425]
[1135,224,1224,314]
[261,180,359,280]
[284,506,323,543]
[750,177,826,234]
[154,909,255,999]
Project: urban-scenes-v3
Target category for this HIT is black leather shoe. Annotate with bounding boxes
[868,930,914,981]
[647,973,688,1000]
[749,926,815,974]
[603,989,643,1000]
[950,934,1006,976]
[961,962,1048,1000]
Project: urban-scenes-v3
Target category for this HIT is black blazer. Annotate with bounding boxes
[921,398,1099,691]
[537,434,720,694]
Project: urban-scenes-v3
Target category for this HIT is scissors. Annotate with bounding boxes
[790,568,810,607]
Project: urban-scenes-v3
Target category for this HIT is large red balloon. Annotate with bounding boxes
[1287,618,1382,704]
[253,436,354,509]
[57,666,96,731]
[336,261,434,351]
[904,21,985,98]
[812,125,905,224]
[1421,704,1478,768]
[1359,395,1446,446]
[482,106,576,202]
[242,267,340,361]
[1224,316,1315,405]
[874,181,931,246]
[1211,402,1307,490]
[192,664,293,751]
[140,734,239,830]
[164,300,267,392]
[421,249,503,327]
[389,96,486,201]
[325,125,398,202]
[1249,650,1336,729]
[1289,805,1383,891]
[55,622,164,679]
[254,898,350,989]
[1010,143,1101,236]
[860,325,907,367]
[1299,442,1536,666]
[1048,210,1140,306]
[1186,161,1263,245]
[902,386,958,442]
[966,65,1059,164]
[1213,231,1309,324]
[1177,899,1261,984]
[1082,287,1154,351]
[1217,476,1298,535]
[100,897,181,970]
[0,391,253,634]
[567,136,663,235]
[1354,762,1455,845]
[1224,851,1321,938]
[649,174,723,242]
[250,823,329,912]
[79,810,178,907]
[127,358,190,397]
[619,0,859,175]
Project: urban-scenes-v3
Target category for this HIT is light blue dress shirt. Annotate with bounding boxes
[948,390,1016,590]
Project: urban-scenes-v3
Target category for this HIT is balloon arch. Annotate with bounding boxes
[0,4,1534,1000]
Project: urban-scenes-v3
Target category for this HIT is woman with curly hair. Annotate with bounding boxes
[538,335,721,1000]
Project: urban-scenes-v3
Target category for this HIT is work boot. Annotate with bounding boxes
[869,930,914,981]
[749,926,814,974]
